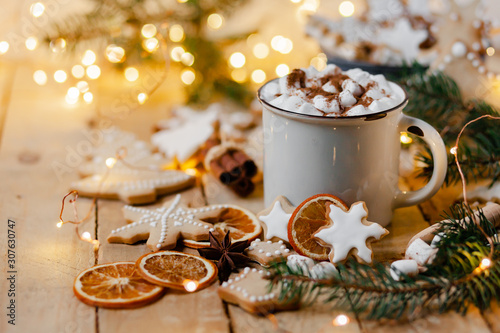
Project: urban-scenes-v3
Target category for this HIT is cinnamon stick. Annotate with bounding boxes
[210,160,235,184]
[230,178,255,197]
[232,150,257,178]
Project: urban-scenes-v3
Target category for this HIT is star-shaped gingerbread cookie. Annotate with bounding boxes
[257,196,295,243]
[314,202,388,264]
[71,168,195,205]
[244,239,294,266]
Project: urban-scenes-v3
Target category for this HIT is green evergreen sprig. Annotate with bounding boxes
[267,204,500,320]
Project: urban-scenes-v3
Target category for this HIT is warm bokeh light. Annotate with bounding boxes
[310,54,327,71]
[253,43,269,59]
[171,46,185,62]
[339,1,355,17]
[276,64,290,77]
[65,94,78,105]
[106,157,117,168]
[231,68,247,83]
[480,258,492,270]
[105,44,125,63]
[56,221,63,228]
[181,68,196,85]
[169,24,185,42]
[183,279,199,292]
[86,65,101,79]
[143,38,159,52]
[141,24,157,38]
[271,36,293,54]
[25,36,38,50]
[124,67,139,82]
[83,92,93,104]
[54,70,67,83]
[251,69,266,84]
[81,232,92,241]
[76,81,89,93]
[290,0,301,3]
[33,70,47,86]
[181,52,195,66]
[333,314,350,326]
[207,13,224,29]
[229,52,246,68]
[72,65,85,79]
[67,87,80,99]
[400,132,413,144]
[450,146,458,155]
[82,50,96,66]
[0,41,9,54]
[30,2,45,17]
[50,38,66,53]
[487,47,495,57]
[271,35,284,51]
[137,93,148,104]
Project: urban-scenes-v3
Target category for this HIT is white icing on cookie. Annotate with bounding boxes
[314,202,387,264]
[259,201,291,242]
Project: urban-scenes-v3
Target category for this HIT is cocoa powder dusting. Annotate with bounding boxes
[287,69,306,89]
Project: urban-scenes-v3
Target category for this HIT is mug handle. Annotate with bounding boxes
[393,114,448,209]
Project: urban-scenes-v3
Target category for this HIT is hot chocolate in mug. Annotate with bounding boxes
[258,79,447,226]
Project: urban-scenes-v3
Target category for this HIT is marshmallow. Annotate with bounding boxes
[405,238,437,266]
[390,259,419,281]
[310,262,337,279]
[339,90,357,107]
[287,254,315,273]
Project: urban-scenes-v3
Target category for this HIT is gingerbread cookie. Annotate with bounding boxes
[71,169,195,204]
[218,267,299,314]
[108,194,224,250]
[314,202,388,264]
[244,239,294,266]
[257,196,295,243]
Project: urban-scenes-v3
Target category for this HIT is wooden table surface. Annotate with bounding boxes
[1,66,499,333]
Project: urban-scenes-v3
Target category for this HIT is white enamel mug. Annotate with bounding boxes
[258,80,447,226]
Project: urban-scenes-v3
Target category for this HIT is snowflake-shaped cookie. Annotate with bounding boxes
[257,196,295,243]
[108,194,240,251]
[314,202,388,264]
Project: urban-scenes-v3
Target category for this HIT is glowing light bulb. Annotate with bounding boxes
[480,258,491,270]
[33,70,47,86]
[30,2,45,17]
[82,50,96,66]
[25,36,38,50]
[339,1,355,17]
[183,279,199,292]
[124,67,139,82]
[231,68,247,83]
[50,38,66,53]
[105,44,125,63]
[67,87,80,99]
[171,46,185,62]
[253,43,269,59]
[56,221,63,228]
[81,232,92,241]
[0,41,9,54]
[251,69,266,83]
[83,92,93,104]
[72,65,85,79]
[207,13,224,29]
[143,38,159,52]
[400,132,413,144]
[86,65,101,79]
[54,70,67,83]
[181,68,196,85]
[141,24,157,38]
[333,314,350,326]
[106,157,117,168]
[276,64,290,77]
[181,52,194,66]
[450,146,458,155]
[229,52,246,68]
[487,47,495,56]
[137,93,148,104]
[76,81,89,93]
[169,24,185,42]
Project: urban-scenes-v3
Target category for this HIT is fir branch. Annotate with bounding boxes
[267,204,500,320]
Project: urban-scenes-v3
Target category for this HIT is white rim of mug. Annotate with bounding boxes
[257,77,409,121]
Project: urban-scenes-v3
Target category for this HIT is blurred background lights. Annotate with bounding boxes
[105,45,125,63]
[333,314,350,326]
[30,2,45,17]
[487,47,495,56]
[82,50,96,66]
[83,92,93,104]
[67,87,80,99]
[137,93,148,104]
[310,53,327,71]
[33,70,47,86]
[251,69,266,84]
[183,279,199,292]
[25,37,38,50]
[54,70,67,83]
[181,68,196,85]
[253,43,269,59]
[169,24,185,42]
[207,13,224,29]
[231,68,247,83]
[229,52,245,68]
[141,24,157,38]
[339,1,355,17]
[124,67,139,82]
[276,64,290,77]
[171,46,185,62]
[181,52,194,66]
[0,41,9,54]
[86,65,101,79]
[76,81,89,93]
[71,65,85,79]
[50,38,66,53]
[143,38,159,52]
[271,35,284,51]
[65,95,78,105]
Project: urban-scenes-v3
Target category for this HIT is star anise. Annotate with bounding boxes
[197,231,252,283]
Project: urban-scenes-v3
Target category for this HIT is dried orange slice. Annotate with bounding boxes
[288,194,348,261]
[182,205,261,248]
[136,251,217,290]
[73,262,165,308]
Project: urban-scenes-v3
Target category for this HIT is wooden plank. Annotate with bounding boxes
[96,187,230,333]
[0,67,96,332]
[482,301,500,333]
